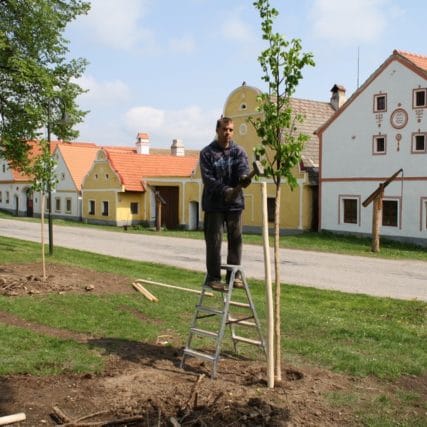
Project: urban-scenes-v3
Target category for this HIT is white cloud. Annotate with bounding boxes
[310,0,393,45]
[124,105,220,148]
[125,106,165,129]
[83,0,155,51]
[168,35,196,54]
[77,75,131,106]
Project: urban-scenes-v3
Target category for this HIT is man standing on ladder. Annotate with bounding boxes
[199,117,251,291]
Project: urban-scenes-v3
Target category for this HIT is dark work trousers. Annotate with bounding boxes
[204,210,242,282]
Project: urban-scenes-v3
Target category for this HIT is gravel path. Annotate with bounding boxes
[1,218,426,301]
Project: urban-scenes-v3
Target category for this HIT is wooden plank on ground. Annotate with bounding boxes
[132,282,159,302]
[135,278,213,297]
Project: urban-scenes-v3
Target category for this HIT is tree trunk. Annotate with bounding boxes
[273,183,282,381]
[40,192,46,280]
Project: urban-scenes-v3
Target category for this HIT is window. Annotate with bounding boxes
[89,200,95,215]
[411,132,426,153]
[373,135,386,154]
[267,198,275,223]
[382,200,398,227]
[343,199,358,224]
[102,201,109,216]
[130,202,139,214]
[0,191,2,203]
[421,198,427,231]
[374,93,387,112]
[55,197,61,212]
[413,88,427,108]
[6,191,9,204]
[2,164,5,173]
[66,198,72,213]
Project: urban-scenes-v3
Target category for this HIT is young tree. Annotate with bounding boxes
[0,0,90,169]
[31,138,58,279]
[251,0,315,382]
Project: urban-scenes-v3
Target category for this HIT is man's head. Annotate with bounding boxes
[216,117,234,148]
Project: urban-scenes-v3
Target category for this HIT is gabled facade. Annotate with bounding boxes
[48,143,99,220]
[318,50,427,246]
[215,83,336,232]
[0,141,99,219]
[81,144,199,228]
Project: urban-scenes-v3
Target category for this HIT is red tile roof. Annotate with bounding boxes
[395,50,427,72]
[104,149,198,191]
[55,144,100,190]
[10,140,98,182]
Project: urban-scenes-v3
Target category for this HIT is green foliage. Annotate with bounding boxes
[0,0,90,169]
[251,0,315,188]
[30,138,58,192]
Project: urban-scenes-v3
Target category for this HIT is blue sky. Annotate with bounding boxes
[66,0,426,150]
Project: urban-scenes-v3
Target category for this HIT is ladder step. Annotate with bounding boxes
[228,316,256,327]
[232,335,263,346]
[229,301,250,308]
[196,305,224,315]
[190,327,218,338]
[183,348,216,362]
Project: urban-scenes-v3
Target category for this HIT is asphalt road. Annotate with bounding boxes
[0,218,426,301]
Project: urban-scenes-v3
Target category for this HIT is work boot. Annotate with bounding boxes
[206,280,226,292]
[233,276,244,289]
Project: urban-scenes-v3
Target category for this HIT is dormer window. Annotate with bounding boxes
[374,93,387,112]
[413,88,427,108]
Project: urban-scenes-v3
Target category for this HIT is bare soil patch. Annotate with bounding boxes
[0,263,422,426]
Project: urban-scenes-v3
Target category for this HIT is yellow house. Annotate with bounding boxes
[81,138,199,228]
[216,83,338,232]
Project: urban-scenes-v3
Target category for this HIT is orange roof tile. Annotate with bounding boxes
[396,50,427,72]
[104,149,198,191]
[56,144,100,190]
[9,140,98,182]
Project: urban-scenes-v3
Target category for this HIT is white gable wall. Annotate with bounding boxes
[321,58,427,245]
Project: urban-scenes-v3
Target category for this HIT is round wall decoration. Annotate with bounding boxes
[390,108,408,129]
[239,123,247,135]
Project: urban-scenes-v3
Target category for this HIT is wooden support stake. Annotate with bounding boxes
[135,279,213,297]
[261,181,274,389]
[0,413,26,426]
[132,282,159,302]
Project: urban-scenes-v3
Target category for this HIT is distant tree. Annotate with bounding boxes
[0,0,90,170]
[251,0,315,383]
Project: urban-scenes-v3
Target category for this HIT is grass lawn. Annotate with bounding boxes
[0,236,426,425]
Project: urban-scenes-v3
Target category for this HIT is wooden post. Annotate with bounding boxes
[261,182,274,388]
[371,192,383,252]
[156,199,162,231]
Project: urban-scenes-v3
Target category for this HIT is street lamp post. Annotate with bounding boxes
[47,104,53,255]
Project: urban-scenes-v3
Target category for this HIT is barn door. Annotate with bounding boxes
[156,186,179,229]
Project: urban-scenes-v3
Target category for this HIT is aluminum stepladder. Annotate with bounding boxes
[180,264,266,378]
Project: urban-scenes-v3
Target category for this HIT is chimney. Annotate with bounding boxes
[330,84,346,111]
[136,132,150,154]
[171,138,184,156]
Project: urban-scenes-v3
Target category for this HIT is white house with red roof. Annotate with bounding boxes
[0,140,99,219]
[317,50,427,247]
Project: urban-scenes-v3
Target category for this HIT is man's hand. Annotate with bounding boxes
[239,175,252,188]
[224,187,238,203]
